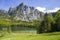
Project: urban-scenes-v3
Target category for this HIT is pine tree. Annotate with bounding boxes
[38,13,54,33]
[55,10,60,31]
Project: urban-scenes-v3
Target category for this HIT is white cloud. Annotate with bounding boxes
[47,8,60,13]
[35,7,46,13]
[36,7,60,13]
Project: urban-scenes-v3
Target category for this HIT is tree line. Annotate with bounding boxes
[38,10,60,33]
[0,10,60,34]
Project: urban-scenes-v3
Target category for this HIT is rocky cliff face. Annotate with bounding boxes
[0,10,8,18]
[8,3,44,21]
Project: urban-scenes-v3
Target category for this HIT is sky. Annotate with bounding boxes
[0,0,60,12]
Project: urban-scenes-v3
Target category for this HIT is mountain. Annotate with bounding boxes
[0,10,9,18]
[8,3,44,21]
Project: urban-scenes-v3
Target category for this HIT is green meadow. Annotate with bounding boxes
[0,32,60,40]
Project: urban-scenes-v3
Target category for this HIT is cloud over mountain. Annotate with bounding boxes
[36,7,60,13]
[35,7,46,13]
[47,8,60,13]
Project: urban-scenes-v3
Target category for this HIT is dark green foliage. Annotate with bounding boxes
[55,10,60,31]
[38,13,55,33]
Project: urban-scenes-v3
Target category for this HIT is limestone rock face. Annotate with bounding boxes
[8,3,44,21]
[0,10,8,18]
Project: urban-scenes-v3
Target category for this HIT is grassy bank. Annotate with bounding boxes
[0,32,60,40]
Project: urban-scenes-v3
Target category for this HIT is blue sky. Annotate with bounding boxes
[0,0,60,12]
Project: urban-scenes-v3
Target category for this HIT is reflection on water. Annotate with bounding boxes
[13,30,37,34]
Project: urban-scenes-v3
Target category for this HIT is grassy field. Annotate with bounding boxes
[0,32,60,40]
